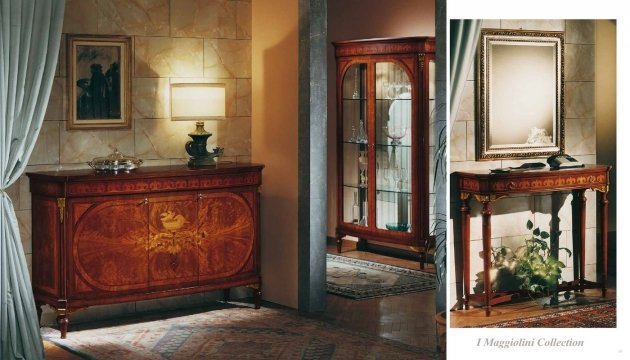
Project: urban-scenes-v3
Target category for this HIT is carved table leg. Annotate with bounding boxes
[481,200,493,316]
[580,190,587,292]
[223,288,230,302]
[460,194,471,310]
[600,191,609,297]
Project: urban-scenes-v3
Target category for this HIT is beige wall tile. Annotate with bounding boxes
[455,81,474,121]
[171,0,236,38]
[468,196,536,240]
[216,117,251,156]
[450,121,466,162]
[565,117,596,155]
[98,0,169,36]
[134,118,192,160]
[63,0,98,34]
[29,121,60,165]
[60,126,135,163]
[500,19,565,31]
[204,39,251,78]
[133,77,170,119]
[170,38,205,77]
[566,20,595,44]
[16,210,32,254]
[236,78,252,116]
[466,121,475,161]
[57,37,67,77]
[135,37,203,78]
[44,78,66,121]
[565,44,595,82]
[481,19,500,29]
[565,81,595,119]
[236,1,252,39]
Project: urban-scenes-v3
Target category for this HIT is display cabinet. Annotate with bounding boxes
[333,37,435,266]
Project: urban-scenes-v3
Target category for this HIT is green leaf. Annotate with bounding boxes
[533,228,540,236]
[527,220,533,230]
[541,231,550,239]
[559,247,572,258]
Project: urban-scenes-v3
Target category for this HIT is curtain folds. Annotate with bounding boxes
[449,19,481,130]
[0,1,65,359]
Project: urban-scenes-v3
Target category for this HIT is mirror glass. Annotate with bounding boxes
[478,29,564,159]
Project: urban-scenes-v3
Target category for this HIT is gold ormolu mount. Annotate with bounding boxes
[185,121,224,167]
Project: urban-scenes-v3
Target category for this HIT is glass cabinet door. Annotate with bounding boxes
[375,62,412,233]
[341,63,368,226]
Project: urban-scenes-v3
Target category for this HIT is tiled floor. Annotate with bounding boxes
[44,238,438,358]
[308,239,438,350]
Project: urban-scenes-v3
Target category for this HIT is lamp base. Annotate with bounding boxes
[188,155,219,167]
[185,122,224,168]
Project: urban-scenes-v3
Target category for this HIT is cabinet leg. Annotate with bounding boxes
[35,301,43,326]
[223,288,230,302]
[253,287,262,309]
[57,312,69,339]
[336,235,342,253]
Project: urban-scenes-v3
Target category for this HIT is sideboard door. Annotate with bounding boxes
[71,196,150,298]
[147,193,199,289]
[198,191,256,281]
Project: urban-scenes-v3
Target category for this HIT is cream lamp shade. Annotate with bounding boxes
[171,83,226,120]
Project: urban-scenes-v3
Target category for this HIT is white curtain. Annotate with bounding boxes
[449,19,481,130]
[0,1,64,359]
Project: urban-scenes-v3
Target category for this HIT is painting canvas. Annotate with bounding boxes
[67,35,131,129]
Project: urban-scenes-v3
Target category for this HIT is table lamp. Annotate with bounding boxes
[171,83,226,167]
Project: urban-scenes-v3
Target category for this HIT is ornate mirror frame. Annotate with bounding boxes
[477,29,564,160]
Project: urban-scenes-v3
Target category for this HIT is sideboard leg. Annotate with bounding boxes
[223,288,230,302]
[35,301,43,326]
[253,287,262,309]
[57,311,69,339]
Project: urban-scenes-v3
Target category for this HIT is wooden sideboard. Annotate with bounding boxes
[455,165,611,316]
[27,163,264,338]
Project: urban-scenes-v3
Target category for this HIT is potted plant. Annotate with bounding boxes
[474,220,572,305]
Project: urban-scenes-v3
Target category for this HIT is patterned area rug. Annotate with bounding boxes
[475,300,616,328]
[326,254,436,300]
[42,304,437,359]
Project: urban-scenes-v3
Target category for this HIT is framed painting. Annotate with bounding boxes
[67,35,132,130]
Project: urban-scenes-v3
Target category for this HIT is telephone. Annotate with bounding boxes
[547,154,584,169]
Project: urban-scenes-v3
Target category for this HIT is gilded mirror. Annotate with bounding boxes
[477,29,564,160]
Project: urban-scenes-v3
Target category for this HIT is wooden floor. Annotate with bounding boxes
[44,238,437,358]
[450,286,616,328]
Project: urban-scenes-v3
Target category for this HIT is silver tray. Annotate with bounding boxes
[88,149,142,173]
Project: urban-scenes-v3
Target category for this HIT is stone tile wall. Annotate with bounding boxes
[449,20,598,307]
[9,0,252,323]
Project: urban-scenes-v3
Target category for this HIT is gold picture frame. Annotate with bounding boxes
[477,29,564,160]
[67,35,132,130]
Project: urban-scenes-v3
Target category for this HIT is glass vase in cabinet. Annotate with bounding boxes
[333,37,435,267]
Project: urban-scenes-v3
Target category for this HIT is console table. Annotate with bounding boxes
[455,165,611,316]
[27,163,263,338]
